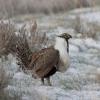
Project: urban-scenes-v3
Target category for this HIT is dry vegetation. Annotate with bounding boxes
[73,16,100,39]
[0,20,49,57]
[0,21,17,57]
[0,20,49,73]
[0,0,94,18]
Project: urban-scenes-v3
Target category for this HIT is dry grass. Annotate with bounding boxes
[0,0,93,18]
[0,20,49,72]
[0,21,17,57]
[73,16,100,39]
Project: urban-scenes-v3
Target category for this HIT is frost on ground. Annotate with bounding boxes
[1,7,100,100]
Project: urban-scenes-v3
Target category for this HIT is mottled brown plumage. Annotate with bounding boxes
[28,47,59,85]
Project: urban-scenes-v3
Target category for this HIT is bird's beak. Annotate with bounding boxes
[68,34,72,39]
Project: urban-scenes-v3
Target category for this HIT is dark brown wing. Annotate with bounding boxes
[31,47,59,77]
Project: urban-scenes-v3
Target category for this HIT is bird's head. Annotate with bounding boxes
[56,33,72,53]
[57,33,72,41]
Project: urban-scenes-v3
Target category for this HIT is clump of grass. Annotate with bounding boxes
[0,21,17,58]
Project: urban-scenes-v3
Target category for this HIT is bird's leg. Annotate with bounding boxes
[46,77,52,86]
[41,78,44,85]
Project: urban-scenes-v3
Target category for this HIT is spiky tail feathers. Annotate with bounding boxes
[15,33,32,71]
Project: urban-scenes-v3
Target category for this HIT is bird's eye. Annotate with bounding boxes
[64,33,66,36]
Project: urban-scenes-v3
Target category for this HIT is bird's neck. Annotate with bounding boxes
[54,37,70,72]
[54,37,68,54]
